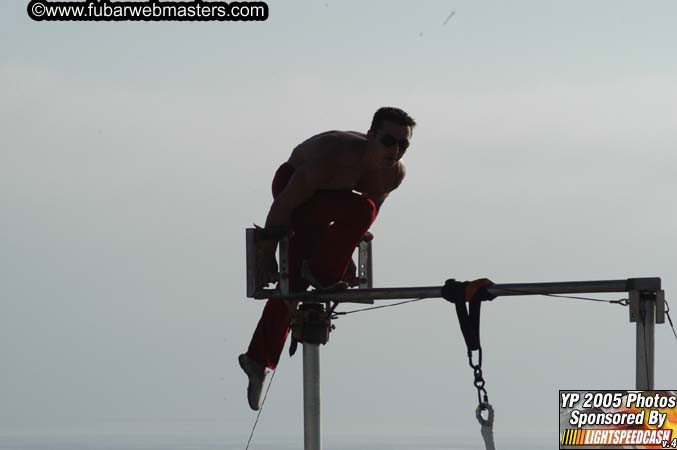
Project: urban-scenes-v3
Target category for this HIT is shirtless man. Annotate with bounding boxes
[239,107,416,410]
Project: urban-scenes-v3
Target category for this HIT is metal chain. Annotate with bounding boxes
[468,348,489,406]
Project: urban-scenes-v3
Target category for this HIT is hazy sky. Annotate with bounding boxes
[2,1,676,449]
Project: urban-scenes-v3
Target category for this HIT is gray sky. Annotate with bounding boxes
[2,0,676,449]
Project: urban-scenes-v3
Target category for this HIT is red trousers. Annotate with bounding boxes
[246,163,377,369]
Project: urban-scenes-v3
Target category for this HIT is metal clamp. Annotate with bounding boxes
[629,289,665,324]
[291,303,332,345]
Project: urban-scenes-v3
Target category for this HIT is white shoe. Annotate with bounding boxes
[301,260,349,292]
[238,354,267,411]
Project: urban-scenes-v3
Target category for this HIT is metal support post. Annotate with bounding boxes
[303,342,321,450]
[632,291,656,390]
[291,303,331,450]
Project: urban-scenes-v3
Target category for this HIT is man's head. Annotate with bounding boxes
[366,107,416,169]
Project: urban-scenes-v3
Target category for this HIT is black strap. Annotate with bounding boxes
[442,279,482,351]
[289,337,298,357]
[442,278,496,407]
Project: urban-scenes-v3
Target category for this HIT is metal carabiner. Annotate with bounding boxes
[476,402,494,427]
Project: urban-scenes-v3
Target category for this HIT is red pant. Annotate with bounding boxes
[246,163,377,369]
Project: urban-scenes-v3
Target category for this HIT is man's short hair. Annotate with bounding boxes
[370,107,416,131]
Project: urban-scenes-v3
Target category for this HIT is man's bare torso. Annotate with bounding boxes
[287,130,403,200]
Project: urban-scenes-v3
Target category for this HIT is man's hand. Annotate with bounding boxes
[256,240,279,289]
[340,232,374,287]
[361,231,374,242]
[343,258,360,287]
[441,278,496,303]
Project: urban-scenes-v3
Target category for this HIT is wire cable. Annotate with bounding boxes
[666,299,677,344]
[334,289,628,318]
[333,297,426,316]
[244,369,277,450]
[494,288,629,305]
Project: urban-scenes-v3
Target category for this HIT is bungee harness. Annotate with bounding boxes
[442,278,497,450]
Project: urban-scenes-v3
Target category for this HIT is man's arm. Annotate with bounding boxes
[257,161,333,286]
[371,163,406,216]
[371,192,389,217]
[264,162,330,229]
[393,162,406,191]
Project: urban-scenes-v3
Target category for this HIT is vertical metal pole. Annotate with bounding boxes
[636,294,655,390]
[303,342,321,450]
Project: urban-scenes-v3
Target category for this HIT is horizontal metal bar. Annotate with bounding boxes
[257,278,661,303]
[266,286,443,302]
[490,279,630,296]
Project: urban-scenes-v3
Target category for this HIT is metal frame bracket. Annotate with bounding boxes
[628,289,664,325]
[247,227,375,301]
[629,290,640,323]
[656,290,665,324]
[245,228,258,299]
[279,234,290,296]
[245,227,290,299]
[358,239,373,289]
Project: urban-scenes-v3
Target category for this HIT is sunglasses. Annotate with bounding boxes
[379,133,410,151]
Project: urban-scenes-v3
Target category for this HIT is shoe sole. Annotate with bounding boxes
[312,282,349,293]
[301,260,349,292]
[239,354,262,411]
